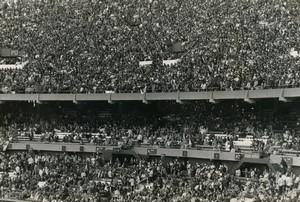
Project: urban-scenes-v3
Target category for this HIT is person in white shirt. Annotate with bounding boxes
[250,169,255,179]
[108,170,112,178]
[263,171,269,182]
[129,178,135,191]
[286,174,293,190]
[137,134,143,145]
[148,168,154,182]
[15,165,20,174]
[28,156,34,171]
[278,175,286,195]
[235,169,241,177]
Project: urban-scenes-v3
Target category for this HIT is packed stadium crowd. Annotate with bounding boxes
[0,0,300,93]
[0,100,298,202]
[0,151,299,201]
[2,0,300,200]
[0,101,297,154]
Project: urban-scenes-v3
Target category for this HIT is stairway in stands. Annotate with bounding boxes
[271,163,284,173]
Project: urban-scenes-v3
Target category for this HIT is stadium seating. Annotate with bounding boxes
[1,0,300,201]
[0,0,300,93]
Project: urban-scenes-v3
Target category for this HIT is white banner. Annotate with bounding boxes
[163,59,180,66]
[0,61,29,70]
[139,61,153,66]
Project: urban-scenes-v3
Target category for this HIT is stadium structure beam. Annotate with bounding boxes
[209,91,219,104]
[244,90,255,104]
[142,93,150,104]
[108,93,115,104]
[36,94,44,104]
[142,100,150,104]
[73,94,79,104]
[176,91,185,104]
[279,89,291,102]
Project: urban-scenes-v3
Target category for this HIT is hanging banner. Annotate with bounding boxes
[162,59,181,66]
[0,61,28,70]
[139,61,153,66]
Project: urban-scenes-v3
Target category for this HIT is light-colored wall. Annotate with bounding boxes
[0,88,299,102]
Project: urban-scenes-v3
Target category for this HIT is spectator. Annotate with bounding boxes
[0,0,300,93]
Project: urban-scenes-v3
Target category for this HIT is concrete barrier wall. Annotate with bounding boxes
[8,143,238,161]
[270,154,300,167]
[133,147,237,161]
[10,145,300,165]
[39,94,74,101]
[0,88,299,101]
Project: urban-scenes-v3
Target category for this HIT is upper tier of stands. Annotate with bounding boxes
[1,0,300,93]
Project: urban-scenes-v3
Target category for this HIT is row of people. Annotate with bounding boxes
[0,100,297,155]
[1,110,294,153]
[1,151,300,201]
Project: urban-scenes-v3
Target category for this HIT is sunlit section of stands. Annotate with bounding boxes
[15,132,270,152]
[9,131,271,161]
[274,149,300,156]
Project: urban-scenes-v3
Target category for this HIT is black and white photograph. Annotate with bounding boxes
[1,0,300,201]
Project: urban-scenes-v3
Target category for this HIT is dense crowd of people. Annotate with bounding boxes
[0,0,300,93]
[0,151,300,201]
[0,101,297,155]
[1,2,300,201]
[0,152,150,201]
